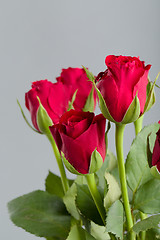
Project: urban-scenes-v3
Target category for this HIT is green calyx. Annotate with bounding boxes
[67,89,78,111]
[89,149,103,174]
[61,152,82,175]
[143,73,159,113]
[61,149,103,176]
[36,97,53,135]
[17,99,42,134]
[83,66,115,122]
[121,94,140,124]
[83,86,95,112]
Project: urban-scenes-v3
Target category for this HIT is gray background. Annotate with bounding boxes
[1,0,160,239]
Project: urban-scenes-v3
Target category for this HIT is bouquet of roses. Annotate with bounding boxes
[8,55,160,240]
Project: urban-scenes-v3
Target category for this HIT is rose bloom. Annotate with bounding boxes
[25,68,97,132]
[96,55,151,123]
[152,122,160,172]
[49,110,106,174]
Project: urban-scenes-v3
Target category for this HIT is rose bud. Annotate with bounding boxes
[96,55,153,124]
[49,110,106,174]
[151,122,160,178]
[25,68,97,133]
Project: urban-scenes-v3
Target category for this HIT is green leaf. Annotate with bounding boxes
[134,178,160,214]
[8,190,71,238]
[46,237,63,240]
[45,171,64,198]
[104,172,121,209]
[146,228,160,240]
[17,99,41,134]
[90,222,110,240]
[89,149,103,174]
[83,87,95,112]
[148,130,158,152]
[76,184,103,225]
[37,97,53,135]
[67,224,96,240]
[61,152,82,175]
[150,166,160,179]
[110,167,120,184]
[106,150,117,172]
[75,175,88,185]
[67,90,78,111]
[45,171,74,198]
[121,94,140,124]
[95,154,109,189]
[63,183,80,220]
[147,131,157,168]
[106,200,124,239]
[126,123,159,192]
[132,214,160,234]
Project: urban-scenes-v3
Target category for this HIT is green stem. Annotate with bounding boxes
[134,116,146,240]
[115,124,135,240]
[139,212,147,240]
[86,173,106,225]
[47,133,69,193]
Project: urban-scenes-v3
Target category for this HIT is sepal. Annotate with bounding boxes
[36,97,53,134]
[17,99,41,134]
[144,81,155,113]
[61,149,103,175]
[89,149,103,174]
[82,66,95,83]
[95,87,116,122]
[61,152,82,175]
[121,94,140,124]
[83,67,116,122]
[67,90,78,111]
[83,86,95,112]
[143,73,159,113]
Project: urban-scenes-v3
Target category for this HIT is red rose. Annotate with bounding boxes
[25,80,70,131]
[96,55,151,123]
[152,122,160,172]
[56,67,97,111]
[25,68,97,132]
[49,110,106,174]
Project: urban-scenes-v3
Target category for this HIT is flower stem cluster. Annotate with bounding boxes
[9,56,160,240]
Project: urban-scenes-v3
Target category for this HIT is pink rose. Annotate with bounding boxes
[96,55,151,123]
[25,68,97,132]
[49,110,106,174]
